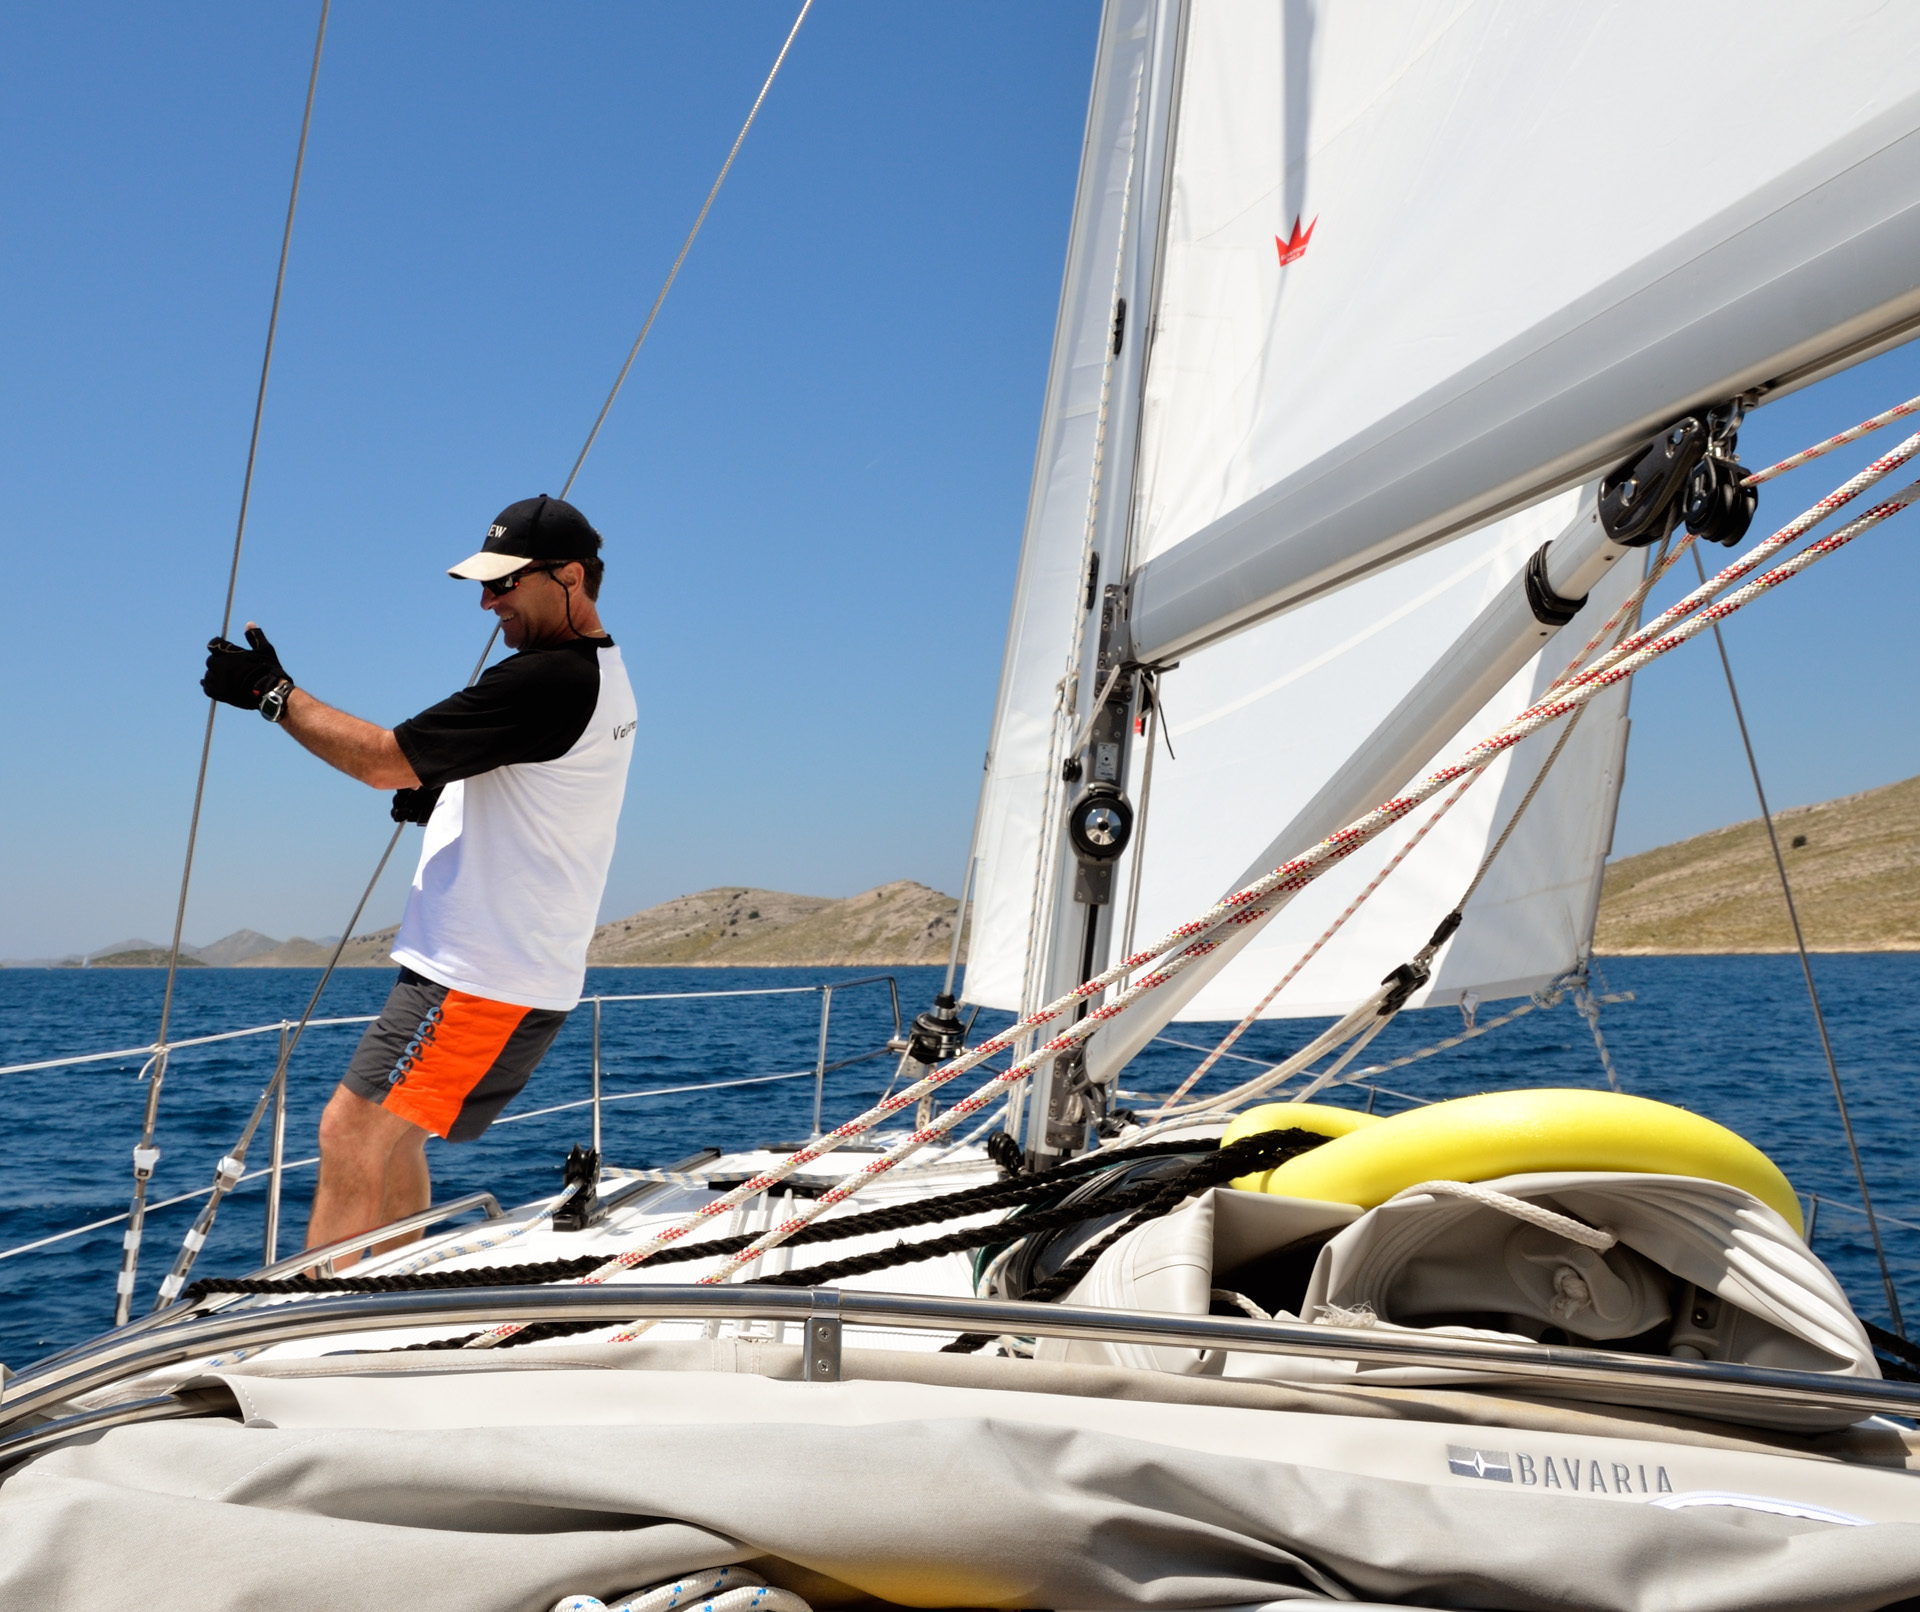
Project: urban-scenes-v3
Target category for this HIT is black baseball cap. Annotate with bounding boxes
[447,495,603,583]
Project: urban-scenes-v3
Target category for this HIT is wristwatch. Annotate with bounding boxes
[259,678,294,725]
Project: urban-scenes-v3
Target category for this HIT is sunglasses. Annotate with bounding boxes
[481,563,560,598]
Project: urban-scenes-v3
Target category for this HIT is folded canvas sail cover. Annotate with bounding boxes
[966,0,1920,1024]
[1038,1177,1877,1430]
[7,1364,1920,1609]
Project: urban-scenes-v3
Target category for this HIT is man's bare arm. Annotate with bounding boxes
[280,689,422,789]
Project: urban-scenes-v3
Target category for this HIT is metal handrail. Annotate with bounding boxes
[15,1191,511,1380]
[7,1284,1919,1430]
[250,1190,505,1280]
[0,1394,208,1470]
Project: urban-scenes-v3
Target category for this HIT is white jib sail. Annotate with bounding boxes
[1110,489,1641,1022]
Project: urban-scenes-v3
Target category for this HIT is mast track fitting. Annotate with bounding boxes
[1067,785,1134,908]
[1063,579,1140,906]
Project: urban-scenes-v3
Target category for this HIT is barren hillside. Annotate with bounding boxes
[589,881,962,967]
[1595,773,1920,953]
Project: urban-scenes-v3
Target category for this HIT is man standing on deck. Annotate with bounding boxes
[199,495,637,1263]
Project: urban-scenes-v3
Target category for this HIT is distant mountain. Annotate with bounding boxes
[85,938,163,961]
[192,928,284,967]
[240,927,398,968]
[10,882,966,973]
[0,937,161,967]
[1596,773,1920,953]
[589,881,962,967]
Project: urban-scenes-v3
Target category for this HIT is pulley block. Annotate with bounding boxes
[1682,454,1758,547]
[1599,417,1708,547]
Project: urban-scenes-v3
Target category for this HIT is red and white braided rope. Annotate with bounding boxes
[1572,425,1920,694]
[1742,392,1920,486]
[1146,770,1482,1116]
[465,459,1919,1350]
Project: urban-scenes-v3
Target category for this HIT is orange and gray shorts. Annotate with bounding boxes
[342,967,569,1141]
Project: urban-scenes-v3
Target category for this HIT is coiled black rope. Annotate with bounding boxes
[406,1129,1323,1354]
[758,1128,1324,1292]
[934,1127,1328,1353]
[177,1136,1221,1305]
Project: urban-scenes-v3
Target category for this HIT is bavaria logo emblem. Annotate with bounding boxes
[1275,214,1316,267]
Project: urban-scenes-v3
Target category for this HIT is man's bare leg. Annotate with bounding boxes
[371,1127,432,1255]
[307,1084,431,1267]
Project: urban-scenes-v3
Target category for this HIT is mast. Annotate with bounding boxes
[960,0,1185,1164]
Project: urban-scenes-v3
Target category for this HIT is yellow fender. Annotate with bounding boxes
[1226,1088,1801,1234]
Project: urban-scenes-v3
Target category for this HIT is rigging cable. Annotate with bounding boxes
[117,0,331,1328]
[1687,543,1905,1336]
[560,0,812,501]
[145,1,816,1311]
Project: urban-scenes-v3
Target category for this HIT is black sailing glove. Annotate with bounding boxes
[390,785,444,825]
[202,624,289,711]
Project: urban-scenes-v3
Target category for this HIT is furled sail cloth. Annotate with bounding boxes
[965,0,1180,1017]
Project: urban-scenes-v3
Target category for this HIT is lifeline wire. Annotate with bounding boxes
[560,0,813,500]
[119,0,330,1329]
[1688,543,1904,1335]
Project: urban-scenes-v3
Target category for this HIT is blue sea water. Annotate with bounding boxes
[1,955,1916,1370]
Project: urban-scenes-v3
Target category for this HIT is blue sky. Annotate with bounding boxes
[2,3,1917,959]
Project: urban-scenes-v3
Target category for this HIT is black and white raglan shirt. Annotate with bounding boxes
[389,636,637,1011]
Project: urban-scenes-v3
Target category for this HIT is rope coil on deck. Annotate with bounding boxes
[554,1566,811,1612]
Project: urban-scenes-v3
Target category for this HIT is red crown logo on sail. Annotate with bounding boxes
[1275,215,1316,266]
